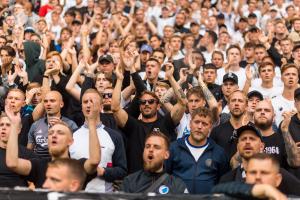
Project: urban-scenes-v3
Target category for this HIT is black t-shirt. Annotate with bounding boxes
[263,132,288,168]
[210,121,237,159]
[0,146,36,187]
[207,83,223,102]
[28,157,87,188]
[19,114,34,146]
[121,113,177,174]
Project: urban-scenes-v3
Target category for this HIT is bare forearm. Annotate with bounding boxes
[198,80,217,108]
[88,121,100,166]
[6,124,21,168]
[282,131,300,167]
[169,76,187,105]
[111,79,123,111]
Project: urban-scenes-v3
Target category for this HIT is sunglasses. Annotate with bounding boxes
[139,99,157,105]
[102,93,112,98]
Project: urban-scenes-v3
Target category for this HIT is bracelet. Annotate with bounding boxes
[43,75,49,79]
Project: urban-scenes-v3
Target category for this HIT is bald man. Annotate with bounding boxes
[253,100,288,167]
[27,91,78,158]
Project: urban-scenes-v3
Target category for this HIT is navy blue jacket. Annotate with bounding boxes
[165,137,230,194]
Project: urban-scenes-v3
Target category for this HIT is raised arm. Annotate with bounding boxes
[5,106,32,176]
[111,64,129,128]
[65,60,84,101]
[84,99,101,174]
[281,111,300,167]
[165,63,187,124]
[81,24,91,63]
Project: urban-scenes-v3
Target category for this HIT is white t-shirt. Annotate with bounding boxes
[176,113,191,139]
[185,137,209,162]
[271,95,296,126]
[216,67,246,90]
[249,85,283,99]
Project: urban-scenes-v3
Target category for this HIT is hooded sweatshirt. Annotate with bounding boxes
[24,41,45,82]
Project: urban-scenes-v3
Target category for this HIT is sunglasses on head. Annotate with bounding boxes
[102,93,112,98]
[139,99,157,105]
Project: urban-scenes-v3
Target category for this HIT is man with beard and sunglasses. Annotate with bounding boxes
[112,64,186,174]
[121,131,187,194]
[253,100,288,168]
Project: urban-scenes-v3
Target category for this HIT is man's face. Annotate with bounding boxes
[170,37,182,51]
[44,92,63,116]
[275,23,286,36]
[43,165,79,192]
[187,94,206,114]
[155,86,167,99]
[150,37,161,50]
[98,61,114,74]
[183,36,194,49]
[102,88,113,112]
[5,91,25,113]
[237,131,264,160]
[259,65,275,83]
[189,114,212,143]
[95,73,110,93]
[143,136,169,172]
[152,52,164,65]
[227,48,241,65]
[281,67,299,88]
[221,80,238,98]
[228,92,247,118]
[48,124,73,157]
[81,93,102,117]
[0,38,6,47]
[146,60,160,81]
[247,96,261,113]
[246,159,282,187]
[190,24,200,34]
[293,20,300,32]
[30,88,42,106]
[203,69,217,83]
[163,27,174,38]
[293,48,300,61]
[254,101,274,130]
[139,94,159,118]
[175,13,185,26]
[140,51,150,63]
[244,48,255,59]
[0,49,13,67]
[192,52,204,67]
[280,40,293,55]
[212,53,224,68]
[0,117,10,143]
[254,48,266,64]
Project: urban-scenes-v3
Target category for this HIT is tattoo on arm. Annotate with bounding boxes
[199,82,213,101]
[178,88,186,99]
[282,131,300,167]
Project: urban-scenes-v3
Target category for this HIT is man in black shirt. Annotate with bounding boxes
[0,113,36,187]
[112,63,186,173]
[5,101,100,188]
[121,131,187,194]
[202,63,222,102]
[210,90,248,159]
[253,100,288,167]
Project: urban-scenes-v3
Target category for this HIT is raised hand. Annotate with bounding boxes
[245,64,253,81]
[164,62,174,80]
[7,70,18,86]
[281,111,293,133]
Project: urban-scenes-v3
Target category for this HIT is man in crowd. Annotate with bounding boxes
[166,107,229,194]
[121,131,187,194]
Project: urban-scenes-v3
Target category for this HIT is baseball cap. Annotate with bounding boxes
[99,54,114,63]
[140,44,153,54]
[248,13,257,18]
[24,27,35,34]
[223,72,238,84]
[247,90,263,101]
[294,87,300,99]
[236,123,263,141]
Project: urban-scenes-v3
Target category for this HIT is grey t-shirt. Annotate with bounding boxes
[28,116,78,157]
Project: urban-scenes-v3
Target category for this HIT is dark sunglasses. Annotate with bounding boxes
[139,99,157,105]
[102,93,112,98]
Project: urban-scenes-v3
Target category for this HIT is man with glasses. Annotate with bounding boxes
[112,63,186,174]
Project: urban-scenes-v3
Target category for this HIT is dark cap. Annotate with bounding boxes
[24,27,35,34]
[99,54,114,63]
[294,87,300,99]
[248,90,263,101]
[223,72,238,84]
[237,123,263,141]
[217,13,225,19]
[140,44,153,54]
[248,13,257,18]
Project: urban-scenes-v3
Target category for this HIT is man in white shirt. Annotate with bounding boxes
[271,64,299,126]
